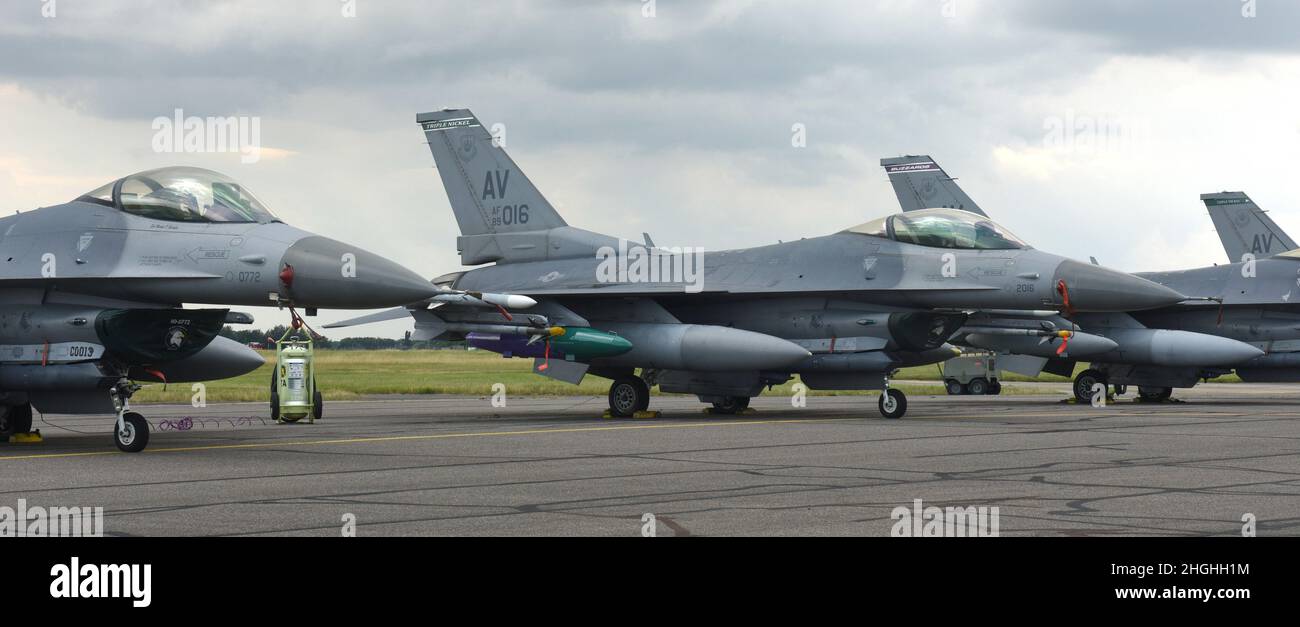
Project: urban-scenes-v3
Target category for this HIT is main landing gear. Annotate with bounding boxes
[1137,386,1173,402]
[1072,369,1107,403]
[602,374,911,419]
[0,403,34,438]
[607,375,651,417]
[710,396,751,415]
[1073,369,1174,404]
[111,379,150,453]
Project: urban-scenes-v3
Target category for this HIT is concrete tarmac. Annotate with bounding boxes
[1,382,1296,536]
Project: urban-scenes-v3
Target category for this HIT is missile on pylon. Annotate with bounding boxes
[468,326,633,360]
[964,329,1119,358]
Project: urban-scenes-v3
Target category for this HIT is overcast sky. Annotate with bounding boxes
[3,0,1299,338]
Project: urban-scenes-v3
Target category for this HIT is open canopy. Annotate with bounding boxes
[78,166,279,224]
[842,208,1028,250]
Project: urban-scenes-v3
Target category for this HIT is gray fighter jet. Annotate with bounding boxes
[0,166,437,451]
[331,109,1185,420]
[880,156,1300,401]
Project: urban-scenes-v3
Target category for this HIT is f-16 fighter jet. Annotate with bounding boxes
[331,110,1185,420]
[881,156,1290,402]
[0,166,438,451]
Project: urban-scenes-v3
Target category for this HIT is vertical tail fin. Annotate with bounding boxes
[880,155,987,216]
[418,109,565,235]
[419,109,595,265]
[1202,192,1297,262]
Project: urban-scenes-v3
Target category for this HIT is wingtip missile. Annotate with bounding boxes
[430,290,537,309]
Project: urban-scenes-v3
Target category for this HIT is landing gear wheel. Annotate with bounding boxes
[114,412,149,453]
[1073,369,1107,403]
[608,376,650,417]
[711,396,751,415]
[967,377,989,396]
[878,389,907,419]
[1138,386,1172,402]
[633,377,651,412]
[269,370,280,422]
[987,380,1002,395]
[945,380,964,396]
[312,388,324,421]
[0,403,33,436]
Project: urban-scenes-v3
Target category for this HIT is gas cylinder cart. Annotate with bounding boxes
[271,314,323,423]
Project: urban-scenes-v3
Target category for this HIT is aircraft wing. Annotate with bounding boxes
[501,282,998,297]
[322,307,414,328]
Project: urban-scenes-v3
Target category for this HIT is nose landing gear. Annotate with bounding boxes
[878,388,907,419]
[111,380,150,453]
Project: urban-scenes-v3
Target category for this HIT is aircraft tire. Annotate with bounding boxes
[711,396,750,414]
[114,412,149,453]
[633,377,651,412]
[878,389,907,419]
[0,403,33,435]
[609,376,649,417]
[1073,370,1106,403]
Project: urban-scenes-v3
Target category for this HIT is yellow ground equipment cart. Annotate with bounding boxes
[271,317,323,423]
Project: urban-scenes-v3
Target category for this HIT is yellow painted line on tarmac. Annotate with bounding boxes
[0,417,852,461]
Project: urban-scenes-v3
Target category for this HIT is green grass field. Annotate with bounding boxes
[129,348,1238,403]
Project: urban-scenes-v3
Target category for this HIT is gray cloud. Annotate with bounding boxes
[3,0,1299,336]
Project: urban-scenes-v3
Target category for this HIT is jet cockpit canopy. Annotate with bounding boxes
[843,208,1028,250]
[78,166,279,224]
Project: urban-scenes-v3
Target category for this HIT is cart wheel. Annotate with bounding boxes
[944,379,964,396]
[987,380,1002,395]
[313,389,324,421]
[967,377,988,395]
[269,369,280,421]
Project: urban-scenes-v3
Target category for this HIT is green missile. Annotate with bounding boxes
[548,326,634,360]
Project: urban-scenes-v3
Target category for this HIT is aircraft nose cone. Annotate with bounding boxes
[1053,259,1186,312]
[280,236,437,308]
